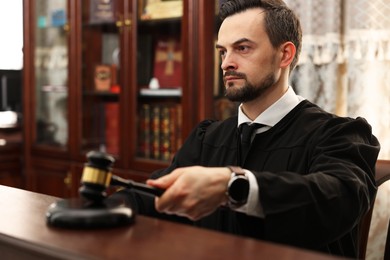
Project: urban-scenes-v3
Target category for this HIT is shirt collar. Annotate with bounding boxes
[238,86,305,127]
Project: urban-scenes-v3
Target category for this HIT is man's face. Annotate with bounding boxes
[216,8,280,103]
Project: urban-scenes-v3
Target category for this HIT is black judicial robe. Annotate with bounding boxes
[126,100,380,258]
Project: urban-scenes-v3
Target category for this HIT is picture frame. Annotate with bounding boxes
[89,0,116,25]
[94,64,112,91]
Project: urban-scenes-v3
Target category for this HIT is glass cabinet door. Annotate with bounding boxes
[213,0,238,121]
[34,0,69,147]
[81,0,124,156]
[136,0,183,162]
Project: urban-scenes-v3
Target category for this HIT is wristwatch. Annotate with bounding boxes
[226,166,249,208]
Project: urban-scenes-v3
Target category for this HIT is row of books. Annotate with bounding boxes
[138,103,182,161]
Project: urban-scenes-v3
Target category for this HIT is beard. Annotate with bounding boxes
[224,72,277,103]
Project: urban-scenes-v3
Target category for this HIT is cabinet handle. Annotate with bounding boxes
[116,20,123,28]
[124,19,132,27]
[63,23,70,32]
[64,172,72,188]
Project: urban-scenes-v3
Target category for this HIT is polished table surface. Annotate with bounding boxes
[0,185,345,260]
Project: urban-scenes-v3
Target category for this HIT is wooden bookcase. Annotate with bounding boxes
[22,0,218,198]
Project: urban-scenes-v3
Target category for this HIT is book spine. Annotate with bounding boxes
[169,104,177,161]
[160,106,170,161]
[151,105,161,160]
[176,104,183,151]
[105,103,120,155]
[138,104,151,158]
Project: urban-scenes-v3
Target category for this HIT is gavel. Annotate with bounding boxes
[79,150,164,203]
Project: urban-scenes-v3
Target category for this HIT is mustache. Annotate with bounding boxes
[223,71,246,79]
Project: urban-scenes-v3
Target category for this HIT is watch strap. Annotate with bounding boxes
[227,166,246,176]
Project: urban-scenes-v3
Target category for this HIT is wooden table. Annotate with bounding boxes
[0,185,344,260]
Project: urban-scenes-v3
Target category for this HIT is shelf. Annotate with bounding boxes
[83,90,119,97]
[139,88,182,97]
[41,85,67,93]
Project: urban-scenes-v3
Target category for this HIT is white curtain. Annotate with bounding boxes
[285,1,390,259]
[286,0,390,160]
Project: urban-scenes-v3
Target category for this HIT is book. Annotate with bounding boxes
[105,103,120,155]
[175,104,182,152]
[151,105,161,160]
[153,36,182,88]
[160,106,170,161]
[138,104,151,158]
[169,104,182,160]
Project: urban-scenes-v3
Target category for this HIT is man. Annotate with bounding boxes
[124,0,380,257]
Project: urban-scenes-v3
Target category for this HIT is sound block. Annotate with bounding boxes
[46,197,135,229]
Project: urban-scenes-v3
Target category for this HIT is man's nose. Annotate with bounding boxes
[220,52,237,71]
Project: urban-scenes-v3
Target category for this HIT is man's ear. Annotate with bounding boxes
[279,42,296,69]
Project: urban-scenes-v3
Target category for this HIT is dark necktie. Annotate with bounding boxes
[239,123,263,164]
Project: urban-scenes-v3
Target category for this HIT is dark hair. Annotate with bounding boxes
[219,0,302,71]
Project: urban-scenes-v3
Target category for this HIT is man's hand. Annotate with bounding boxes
[146,166,231,221]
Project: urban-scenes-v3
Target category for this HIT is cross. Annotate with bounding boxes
[155,39,182,75]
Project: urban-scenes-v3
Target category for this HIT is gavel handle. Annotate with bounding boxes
[111,175,165,197]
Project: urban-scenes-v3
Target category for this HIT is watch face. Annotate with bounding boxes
[229,176,249,203]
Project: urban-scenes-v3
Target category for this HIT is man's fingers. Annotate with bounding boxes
[146,169,182,189]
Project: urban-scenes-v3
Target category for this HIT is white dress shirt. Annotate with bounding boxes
[235,87,305,217]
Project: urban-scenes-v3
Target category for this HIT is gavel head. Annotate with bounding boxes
[79,151,115,203]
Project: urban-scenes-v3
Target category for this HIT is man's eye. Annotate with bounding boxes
[237,46,249,52]
[219,50,226,58]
